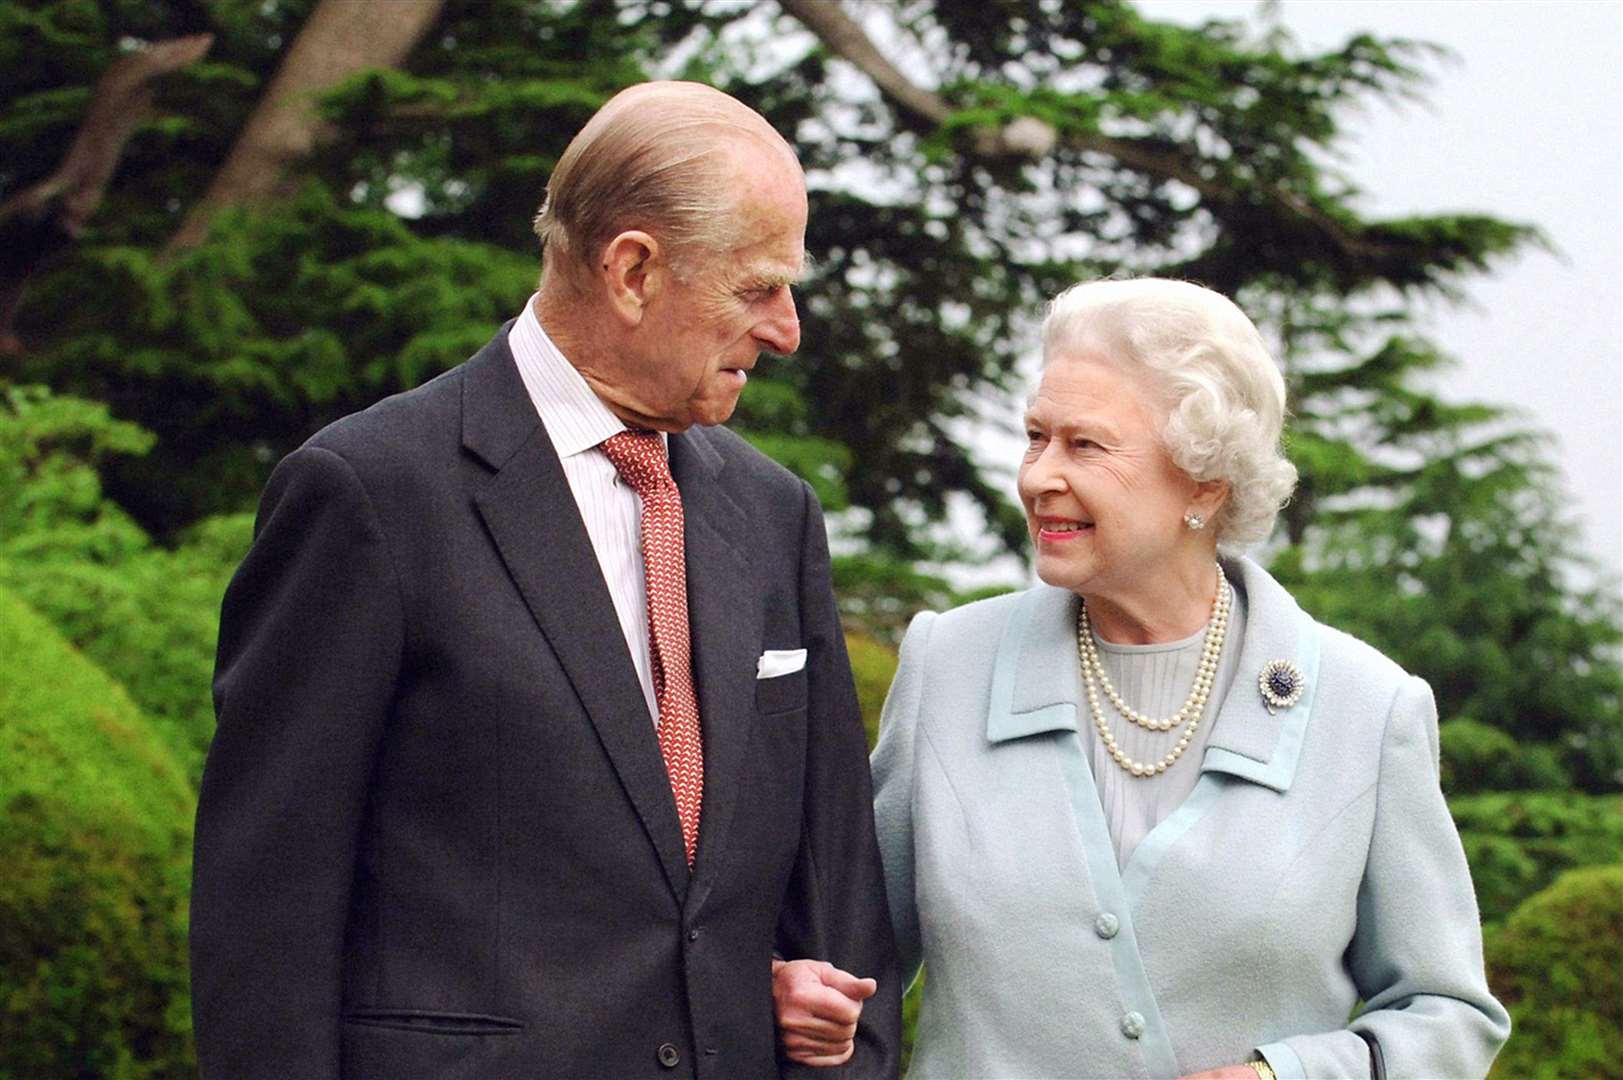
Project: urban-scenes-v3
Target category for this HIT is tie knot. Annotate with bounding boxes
[600,429,674,497]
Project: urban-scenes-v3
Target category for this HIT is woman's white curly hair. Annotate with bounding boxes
[1040,278,1298,551]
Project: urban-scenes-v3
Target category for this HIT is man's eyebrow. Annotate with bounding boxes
[738,253,816,293]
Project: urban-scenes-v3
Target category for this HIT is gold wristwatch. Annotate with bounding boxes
[1247,1059,1278,1080]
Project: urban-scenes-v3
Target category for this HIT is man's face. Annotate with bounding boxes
[620,146,807,430]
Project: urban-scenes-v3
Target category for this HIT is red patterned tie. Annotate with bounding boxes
[600,430,704,868]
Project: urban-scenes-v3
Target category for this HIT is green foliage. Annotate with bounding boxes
[21,187,537,531]
[0,385,249,767]
[0,585,195,1079]
[1270,328,1623,792]
[1451,792,1623,925]
[1441,718,1569,795]
[1485,865,1623,1080]
[7,0,688,534]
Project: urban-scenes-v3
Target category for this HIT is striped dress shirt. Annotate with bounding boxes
[507,295,662,727]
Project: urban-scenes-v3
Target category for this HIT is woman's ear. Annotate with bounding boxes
[599,230,661,327]
[1190,478,1230,523]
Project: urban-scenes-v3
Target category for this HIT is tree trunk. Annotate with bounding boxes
[167,0,445,252]
[0,34,214,356]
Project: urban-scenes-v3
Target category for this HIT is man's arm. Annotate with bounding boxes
[191,444,403,1079]
[773,479,902,1079]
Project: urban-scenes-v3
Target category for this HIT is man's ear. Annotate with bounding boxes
[600,230,661,327]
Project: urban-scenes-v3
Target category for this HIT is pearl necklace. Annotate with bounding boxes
[1077,566,1232,778]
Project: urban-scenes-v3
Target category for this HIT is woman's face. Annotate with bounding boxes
[1018,352,1204,604]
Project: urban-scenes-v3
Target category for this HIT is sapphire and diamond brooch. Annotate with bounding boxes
[1258,659,1306,714]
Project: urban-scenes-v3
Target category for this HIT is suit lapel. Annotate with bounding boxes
[462,332,691,903]
[669,428,760,910]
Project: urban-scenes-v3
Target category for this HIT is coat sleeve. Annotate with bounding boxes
[775,480,903,1080]
[869,608,937,989]
[1256,676,1511,1080]
[190,445,403,1079]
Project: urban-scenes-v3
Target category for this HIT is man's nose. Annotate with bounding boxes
[756,288,801,356]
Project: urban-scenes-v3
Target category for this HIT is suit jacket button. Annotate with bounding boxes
[1094,912,1120,939]
[1121,1011,1146,1039]
[657,1043,681,1068]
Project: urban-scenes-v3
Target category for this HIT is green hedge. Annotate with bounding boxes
[1,384,251,771]
[0,585,196,1079]
[1486,865,1623,1080]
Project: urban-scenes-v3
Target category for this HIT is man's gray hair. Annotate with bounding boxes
[533,81,797,282]
[1040,278,1299,551]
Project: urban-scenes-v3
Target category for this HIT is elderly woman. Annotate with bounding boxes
[775,278,1508,1078]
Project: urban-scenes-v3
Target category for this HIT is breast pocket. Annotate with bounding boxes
[755,668,807,716]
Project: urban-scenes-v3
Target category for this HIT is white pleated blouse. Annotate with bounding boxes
[1083,587,1248,867]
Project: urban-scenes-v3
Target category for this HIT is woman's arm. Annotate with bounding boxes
[1254,676,1511,1079]
[869,609,936,987]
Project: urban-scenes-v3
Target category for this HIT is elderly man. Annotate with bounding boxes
[191,81,899,1079]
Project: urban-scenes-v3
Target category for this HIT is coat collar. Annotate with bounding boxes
[985,556,1321,793]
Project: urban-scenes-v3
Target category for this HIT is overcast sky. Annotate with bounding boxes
[1137,0,1623,578]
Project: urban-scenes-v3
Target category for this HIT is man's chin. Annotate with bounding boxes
[689,391,745,428]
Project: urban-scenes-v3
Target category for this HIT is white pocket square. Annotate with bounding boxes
[756,648,807,679]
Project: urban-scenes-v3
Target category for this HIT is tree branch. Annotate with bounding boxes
[778,0,1053,158]
[777,0,1395,267]
[0,33,214,356]
[167,0,445,252]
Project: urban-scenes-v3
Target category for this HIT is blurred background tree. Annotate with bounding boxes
[1,0,1617,1074]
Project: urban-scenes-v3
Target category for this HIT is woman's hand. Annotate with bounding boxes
[1178,1066,1262,1080]
[771,957,878,1066]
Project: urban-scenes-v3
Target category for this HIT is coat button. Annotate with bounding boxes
[688,928,700,942]
[1094,912,1120,939]
[1121,1011,1146,1039]
[657,1043,680,1068]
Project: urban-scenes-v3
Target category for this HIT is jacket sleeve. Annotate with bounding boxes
[1256,676,1511,1079]
[775,479,903,1080]
[190,445,403,1079]
[869,609,937,989]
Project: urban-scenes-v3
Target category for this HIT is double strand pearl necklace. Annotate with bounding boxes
[1077,564,1232,778]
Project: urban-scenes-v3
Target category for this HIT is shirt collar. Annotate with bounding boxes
[507,294,663,457]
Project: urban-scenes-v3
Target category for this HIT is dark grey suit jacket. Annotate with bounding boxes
[190,327,900,1078]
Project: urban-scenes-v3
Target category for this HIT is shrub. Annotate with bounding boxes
[0,385,249,768]
[1485,865,1623,1079]
[845,630,900,751]
[1452,792,1623,924]
[0,586,196,1079]
[1440,717,1568,794]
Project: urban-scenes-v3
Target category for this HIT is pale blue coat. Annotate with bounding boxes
[873,556,1509,1079]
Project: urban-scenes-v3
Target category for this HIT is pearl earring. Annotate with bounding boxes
[1183,512,1205,531]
